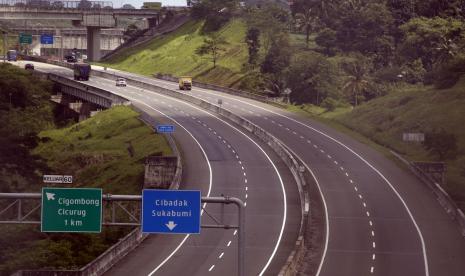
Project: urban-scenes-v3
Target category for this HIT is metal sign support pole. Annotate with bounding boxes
[202,196,245,276]
[2,31,6,62]
[0,193,246,276]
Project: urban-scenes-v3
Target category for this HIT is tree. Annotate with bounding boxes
[195,34,229,68]
[399,17,465,70]
[191,0,239,32]
[246,4,290,52]
[260,33,291,96]
[415,0,464,18]
[315,27,337,55]
[122,3,135,9]
[245,28,260,66]
[387,0,416,26]
[286,51,337,104]
[423,129,458,160]
[342,54,373,106]
[335,2,395,66]
[291,0,317,48]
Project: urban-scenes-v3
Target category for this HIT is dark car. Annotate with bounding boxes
[24,63,34,70]
[65,55,77,63]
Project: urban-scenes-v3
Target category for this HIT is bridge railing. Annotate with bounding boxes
[0,0,113,10]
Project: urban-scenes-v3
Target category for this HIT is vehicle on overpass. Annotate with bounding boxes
[116,77,127,87]
[7,50,17,61]
[65,55,77,63]
[178,76,192,90]
[73,63,91,81]
[24,63,34,70]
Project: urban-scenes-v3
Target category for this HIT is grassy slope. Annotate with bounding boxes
[338,80,465,204]
[295,80,465,206]
[1,106,173,273]
[99,19,248,87]
[33,106,172,194]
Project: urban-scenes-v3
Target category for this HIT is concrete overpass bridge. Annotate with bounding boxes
[9,27,124,57]
[0,0,160,61]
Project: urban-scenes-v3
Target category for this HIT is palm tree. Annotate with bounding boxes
[294,5,316,48]
[342,56,372,106]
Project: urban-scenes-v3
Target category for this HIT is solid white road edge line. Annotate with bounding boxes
[105,96,213,276]
[186,85,430,276]
[121,83,287,276]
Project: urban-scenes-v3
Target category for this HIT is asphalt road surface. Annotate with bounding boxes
[18,61,301,276]
[90,66,465,276]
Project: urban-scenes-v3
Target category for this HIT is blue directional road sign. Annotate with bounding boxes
[40,34,54,45]
[156,124,175,133]
[142,190,201,234]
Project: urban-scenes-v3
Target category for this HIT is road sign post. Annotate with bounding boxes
[41,187,102,233]
[40,34,54,45]
[2,193,245,276]
[156,124,175,133]
[142,189,201,234]
[19,33,32,44]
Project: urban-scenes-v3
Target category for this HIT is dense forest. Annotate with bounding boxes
[191,0,465,105]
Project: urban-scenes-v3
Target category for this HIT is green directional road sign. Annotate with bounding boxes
[19,33,32,44]
[41,187,102,233]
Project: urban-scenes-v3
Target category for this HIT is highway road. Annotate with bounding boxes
[89,66,465,276]
[19,61,301,276]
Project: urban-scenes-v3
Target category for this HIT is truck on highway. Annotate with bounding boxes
[179,76,192,90]
[7,50,17,61]
[73,63,91,81]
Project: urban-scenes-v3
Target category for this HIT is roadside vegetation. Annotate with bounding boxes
[101,1,465,207]
[99,19,248,87]
[0,63,172,273]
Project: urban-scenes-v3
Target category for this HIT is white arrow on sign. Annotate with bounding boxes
[165,221,177,231]
[46,192,55,201]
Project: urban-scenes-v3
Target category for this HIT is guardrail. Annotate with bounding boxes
[18,56,320,273]
[12,59,185,276]
[154,73,288,108]
[391,151,465,237]
[48,74,130,108]
[92,69,313,274]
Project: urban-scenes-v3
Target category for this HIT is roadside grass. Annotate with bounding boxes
[98,19,248,87]
[288,79,465,207]
[33,106,172,194]
[289,33,318,51]
[285,103,392,158]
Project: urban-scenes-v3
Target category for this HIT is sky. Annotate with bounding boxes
[115,0,187,8]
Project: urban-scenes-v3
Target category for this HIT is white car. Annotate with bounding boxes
[116,78,127,87]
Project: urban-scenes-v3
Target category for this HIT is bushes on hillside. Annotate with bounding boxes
[423,129,458,160]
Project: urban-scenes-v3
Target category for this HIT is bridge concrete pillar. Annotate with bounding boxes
[147,16,159,28]
[87,26,101,61]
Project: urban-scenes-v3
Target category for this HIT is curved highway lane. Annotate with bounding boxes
[92,66,465,276]
[21,61,301,276]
